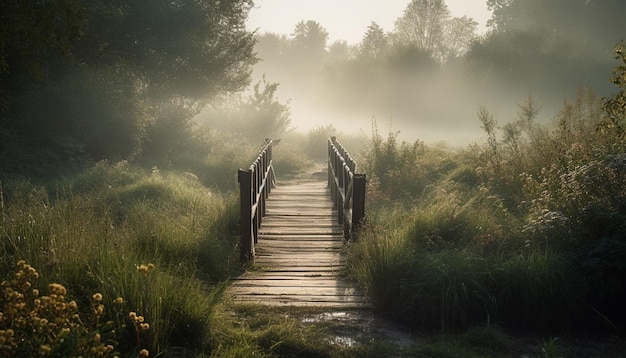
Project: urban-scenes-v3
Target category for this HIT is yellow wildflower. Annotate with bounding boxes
[114,297,124,305]
[139,349,150,357]
[92,293,103,302]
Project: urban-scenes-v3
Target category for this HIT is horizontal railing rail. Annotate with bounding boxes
[328,136,366,240]
[238,138,275,261]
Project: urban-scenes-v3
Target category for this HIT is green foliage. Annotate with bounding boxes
[359,22,389,59]
[76,0,256,102]
[208,305,336,358]
[394,0,478,62]
[1,0,257,179]
[361,121,455,202]
[0,261,148,357]
[603,40,626,136]
[272,142,311,177]
[303,125,338,161]
[494,250,582,328]
[198,76,292,141]
[242,76,292,139]
[352,68,626,331]
[0,0,83,77]
[0,161,242,355]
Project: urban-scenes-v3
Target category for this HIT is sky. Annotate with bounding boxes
[246,0,492,45]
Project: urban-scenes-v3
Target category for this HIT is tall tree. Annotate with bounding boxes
[393,0,478,63]
[290,20,329,59]
[0,0,83,79]
[359,22,389,59]
[487,0,625,49]
[394,0,450,61]
[444,16,478,61]
[76,0,257,104]
[1,0,258,176]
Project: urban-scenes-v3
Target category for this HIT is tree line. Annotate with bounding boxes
[0,0,257,178]
[250,0,625,139]
[1,0,624,179]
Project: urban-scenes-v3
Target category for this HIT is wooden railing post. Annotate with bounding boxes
[352,174,366,231]
[238,138,275,262]
[238,169,253,261]
[327,137,366,240]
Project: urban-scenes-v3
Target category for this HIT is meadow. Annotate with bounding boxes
[350,87,626,336]
[2,52,626,358]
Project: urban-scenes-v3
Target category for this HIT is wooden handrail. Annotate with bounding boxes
[328,136,366,240]
[238,138,275,261]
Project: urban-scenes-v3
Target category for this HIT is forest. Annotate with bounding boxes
[1,0,625,356]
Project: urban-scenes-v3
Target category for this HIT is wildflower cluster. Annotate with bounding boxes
[128,311,150,357]
[0,261,124,357]
[136,263,155,276]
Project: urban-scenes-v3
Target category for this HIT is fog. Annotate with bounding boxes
[239,0,623,145]
[4,0,622,179]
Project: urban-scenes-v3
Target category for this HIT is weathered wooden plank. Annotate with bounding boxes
[227,163,368,309]
[228,287,360,297]
[230,279,354,288]
[252,260,346,267]
[259,229,343,236]
[261,215,337,222]
[229,295,370,309]
[254,250,344,257]
[230,294,369,303]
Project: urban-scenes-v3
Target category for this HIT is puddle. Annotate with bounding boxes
[295,310,417,348]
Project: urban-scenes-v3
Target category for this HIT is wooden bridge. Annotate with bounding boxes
[227,137,368,308]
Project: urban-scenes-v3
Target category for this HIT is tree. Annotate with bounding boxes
[603,41,626,136]
[244,76,292,139]
[444,16,478,61]
[290,20,329,58]
[394,0,450,61]
[486,0,515,31]
[487,0,625,50]
[0,0,83,79]
[359,22,389,59]
[1,0,259,176]
[393,0,478,63]
[76,0,257,104]
[327,40,353,63]
[199,76,291,140]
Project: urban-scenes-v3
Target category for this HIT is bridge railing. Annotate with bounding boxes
[328,136,366,240]
[238,138,275,261]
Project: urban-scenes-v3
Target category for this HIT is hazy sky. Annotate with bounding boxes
[247,0,492,45]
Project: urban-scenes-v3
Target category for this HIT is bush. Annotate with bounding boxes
[351,78,626,331]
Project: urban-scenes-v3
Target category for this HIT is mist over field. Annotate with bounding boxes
[3,0,623,178]
[2,1,626,355]
[235,0,622,144]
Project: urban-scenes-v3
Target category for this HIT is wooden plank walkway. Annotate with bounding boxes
[227,163,369,308]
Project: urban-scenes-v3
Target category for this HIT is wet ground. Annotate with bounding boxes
[291,309,418,348]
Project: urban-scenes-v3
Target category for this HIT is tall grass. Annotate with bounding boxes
[351,83,626,332]
[1,160,241,355]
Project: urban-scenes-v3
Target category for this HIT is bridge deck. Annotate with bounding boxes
[227,163,369,308]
